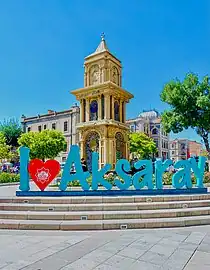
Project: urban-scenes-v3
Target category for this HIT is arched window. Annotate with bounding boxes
[85,131,100,171]
[90,100,98,121]
[114,101,120,121]
[115,132,125,160]
[152,128,158,135]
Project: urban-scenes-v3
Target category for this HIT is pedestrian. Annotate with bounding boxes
[81,158,88,172]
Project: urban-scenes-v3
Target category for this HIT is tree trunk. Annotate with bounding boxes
[202,134,210,154]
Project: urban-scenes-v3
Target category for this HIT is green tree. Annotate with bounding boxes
[0,118,22,147]
[200,150,210,159]
[18,130,67,160]
[161,73,210,153]
[129,132,158,159]
[0,132,11,160]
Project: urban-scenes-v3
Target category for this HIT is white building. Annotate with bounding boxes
[21,104,80,163]
[127,110,170,159]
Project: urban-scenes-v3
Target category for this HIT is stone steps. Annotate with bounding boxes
[1,215,210,230]
[0,207,210,220]
[0,200,210,211]
[1,194,210,230]
[2,193,210,204]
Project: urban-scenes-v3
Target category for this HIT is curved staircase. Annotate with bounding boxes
[1,194,210,230]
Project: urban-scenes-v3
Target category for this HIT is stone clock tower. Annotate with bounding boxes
[71,34,133,170]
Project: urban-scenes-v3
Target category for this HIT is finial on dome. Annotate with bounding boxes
[101,32,105,41]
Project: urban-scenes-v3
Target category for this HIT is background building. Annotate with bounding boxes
[127,110,169,159]
[21,104,80,163]
[169,139,202,162]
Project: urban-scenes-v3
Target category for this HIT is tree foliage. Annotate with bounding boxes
[18,130,67,160]
[200,150,210,159]
[160,73,210,152]
[0,118,22,147]
[0,132,11,160]
[129,132,158,159]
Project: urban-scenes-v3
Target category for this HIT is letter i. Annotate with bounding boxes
[19,146,30,191]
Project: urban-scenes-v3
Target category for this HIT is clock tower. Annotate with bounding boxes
[71,34,133,170]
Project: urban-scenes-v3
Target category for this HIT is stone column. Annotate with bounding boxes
[80,100,84,123]
[80,140,85,159]
[98,140,102,169]
[98,96,101,120]
[112,97,115,120]
[119,100,123,122]
[86,99,90,122]
[103,138,108,164]
[104,95,110,119]
[123,102,126,123]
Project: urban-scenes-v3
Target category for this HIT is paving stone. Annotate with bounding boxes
[21,256,69,270]
[183,251,210,270]
[178,242,198,251]
[130,260,161,270]
[184,232,206,244]
[102,254,135,269]
[149,244,177,257]
[82,249,113,263]
[139,251,169,266]
[197,242,210,253]
[93,263,119,270]
[60,258,100,270]
[117,246,146,259]
[162,249,195,270]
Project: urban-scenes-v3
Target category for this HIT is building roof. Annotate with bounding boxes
[94,33,109,54]
[138,110,159,119]
[85,33,120,62]
[21,105,79,122]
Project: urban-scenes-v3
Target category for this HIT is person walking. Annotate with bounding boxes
[81,158,88,172]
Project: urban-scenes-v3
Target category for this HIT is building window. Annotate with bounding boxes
[172,151,175,155]
[152,128,158,135]
[64,121,68,132]
[38,126,41,132]
[44,124,47,130]
[90,100,98,121]
[130,125,135,132]
[114,101,120,121]
[154,140,158,147]
[52,123,56,130]
[27,127,31,132]
[62,157,67,162]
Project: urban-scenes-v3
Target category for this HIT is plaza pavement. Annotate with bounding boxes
[0,185,210,269]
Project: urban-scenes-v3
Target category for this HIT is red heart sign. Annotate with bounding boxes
[28,159,60,191]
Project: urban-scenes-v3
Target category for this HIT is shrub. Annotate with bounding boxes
[0,173,20,183]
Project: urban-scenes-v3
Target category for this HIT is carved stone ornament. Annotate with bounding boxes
[108,127,117,138]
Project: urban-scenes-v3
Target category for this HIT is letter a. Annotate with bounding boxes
[59,145,90,191]
[172,160,192,189]
[132,160,153,190]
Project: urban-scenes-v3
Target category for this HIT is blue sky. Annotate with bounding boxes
[0,0,209,143]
